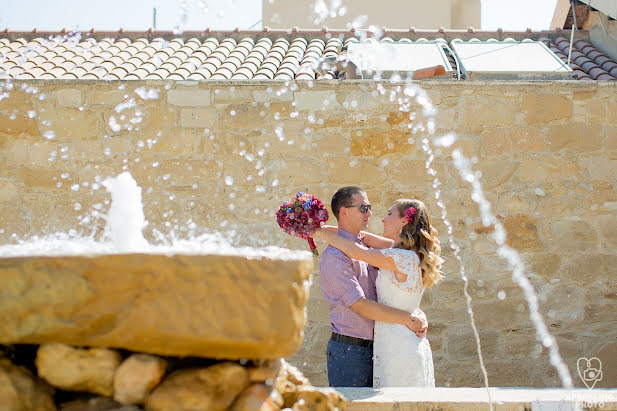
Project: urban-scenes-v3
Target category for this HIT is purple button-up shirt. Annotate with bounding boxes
[319,229,379,341]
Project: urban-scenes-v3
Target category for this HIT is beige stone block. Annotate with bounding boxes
[596,214,617,249]
[502,214,541,250]
[519,157,580,183]
[56,89,83,108]
[480,127,545,157]
[114,354,167,405]
[558,254,617,286]
[6,167,64,189]
[572,90,596,100]
[446,327,499,359]
[548,124,602,152]
[269,158,326,185]
[0,204,30,239]
[5,140,60,167]
[472,300,530,330]
[221,105,267,130]
[586,156,617,182]
[213,88,253,103]
[501,332,539,359]
[0,112,39,136]
[179,108,218,128]
[590,341,617,388]
[0,253,312,359]
[460,96,518,127]
[338,91,378,110]
[0,179,18,202]
[0,358,56,411]
[36,109,102,140]
[524,253,561,278]
[521,94,572,124]
[350,128,413,156]
[167,89,211,106]
[604,127,617,150]
[586,100,606,123]
[294,91,340,111]
[550,219,597,250]
[584,304,617,323]
[474,160,518,189]
[145,363,249,411]
[386,159,445,187]
[36,343,122,396]
[87,89,131,106]
[253,89,293,102]
[326,157,388,186]
[145,131,200,156]
[310,132,349,155]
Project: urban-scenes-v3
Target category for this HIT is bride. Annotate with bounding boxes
[313,199,443,388]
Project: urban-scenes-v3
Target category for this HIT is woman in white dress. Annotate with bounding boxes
[313,199,443,388]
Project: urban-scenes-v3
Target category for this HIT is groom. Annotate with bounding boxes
[319,186,428,387]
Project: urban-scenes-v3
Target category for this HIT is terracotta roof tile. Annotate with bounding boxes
[0,31,615,81]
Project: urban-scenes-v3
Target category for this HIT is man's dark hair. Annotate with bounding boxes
[331,186,365,220]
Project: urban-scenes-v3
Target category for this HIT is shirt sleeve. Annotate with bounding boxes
[320,251,365,307]
[380,248,420,279]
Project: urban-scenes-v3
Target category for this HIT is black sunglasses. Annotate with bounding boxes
[344,204,372,213]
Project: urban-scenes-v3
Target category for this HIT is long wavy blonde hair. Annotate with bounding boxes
[394,199,443,288]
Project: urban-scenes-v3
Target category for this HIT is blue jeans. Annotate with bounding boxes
[326,337,373,387]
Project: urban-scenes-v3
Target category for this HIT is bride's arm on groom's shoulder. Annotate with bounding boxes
[313,228,397,272]
[359,231,395,250]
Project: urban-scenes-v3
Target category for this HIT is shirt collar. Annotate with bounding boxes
[337,228,360,242]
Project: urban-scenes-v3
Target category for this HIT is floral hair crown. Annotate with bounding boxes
[404,206,417,222]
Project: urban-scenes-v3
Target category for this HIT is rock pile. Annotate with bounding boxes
[1,343,345,411]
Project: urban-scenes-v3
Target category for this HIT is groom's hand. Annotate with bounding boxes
[408,309,428,338]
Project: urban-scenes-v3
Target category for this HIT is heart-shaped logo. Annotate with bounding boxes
[577,357,603,389]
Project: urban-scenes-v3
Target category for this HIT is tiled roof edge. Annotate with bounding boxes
[0,28,590,42]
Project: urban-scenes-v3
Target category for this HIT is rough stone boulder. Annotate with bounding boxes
[0,357,56,411]
[145,362,249,411]
[36,343,122,397]
[0,252,312,359]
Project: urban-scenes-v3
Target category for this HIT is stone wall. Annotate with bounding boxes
[0,79,615,388]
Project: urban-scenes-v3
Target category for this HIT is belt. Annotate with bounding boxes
[331,332,373,347]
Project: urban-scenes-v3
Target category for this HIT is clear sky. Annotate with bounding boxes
[1,0,559,32]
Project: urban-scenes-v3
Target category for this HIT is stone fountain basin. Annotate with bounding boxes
[0,252,313,360]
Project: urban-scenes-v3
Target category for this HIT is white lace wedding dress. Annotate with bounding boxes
[373,248,435,388]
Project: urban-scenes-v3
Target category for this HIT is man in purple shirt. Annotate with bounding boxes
[320,186,428,387]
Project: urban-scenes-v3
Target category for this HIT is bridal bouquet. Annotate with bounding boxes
[276,192,329,256]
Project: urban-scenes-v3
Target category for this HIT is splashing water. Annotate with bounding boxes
[101,172,148,252]
[0,171,309,261]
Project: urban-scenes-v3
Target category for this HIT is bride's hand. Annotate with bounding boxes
[406,310,428,338]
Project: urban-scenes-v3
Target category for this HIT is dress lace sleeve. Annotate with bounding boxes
[379,248,421,285]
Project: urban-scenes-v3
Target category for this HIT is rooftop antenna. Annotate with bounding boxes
[567,0,578,66]
[153,7,157,30]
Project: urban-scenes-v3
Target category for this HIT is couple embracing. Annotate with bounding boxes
[311,186,443,388]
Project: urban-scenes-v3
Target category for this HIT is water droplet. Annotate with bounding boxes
[497,291,506,300]
[225,176,234,186]
[70,184,80,191]
[43,130,55,140]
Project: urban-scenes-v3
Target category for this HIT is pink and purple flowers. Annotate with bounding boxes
[276,192,329,256]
